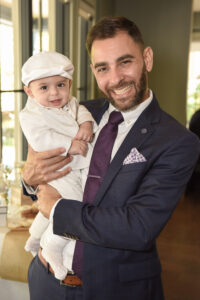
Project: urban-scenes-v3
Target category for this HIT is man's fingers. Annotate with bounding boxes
[44,167,72,182]
[28,145,66,160]
[34,162,72,183]
[45,155,72,172]
[22,154,72,185]
[22,146,72,186]
[35,153,72,171]
[38,147,66,160]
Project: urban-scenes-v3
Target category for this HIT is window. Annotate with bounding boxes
[0,0,96,175]
[76,1,95,101]
[0,0,49,171]
[32,0,49,53]
[187,11,200,124]
[187,47,200,122]
[0,0,15,168]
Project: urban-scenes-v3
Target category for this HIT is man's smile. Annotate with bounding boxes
[113,84,133,95]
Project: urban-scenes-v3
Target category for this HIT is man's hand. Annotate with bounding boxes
[22,145,72,187]
[37,184,61,218]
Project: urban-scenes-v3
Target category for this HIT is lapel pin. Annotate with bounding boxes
[141,128,148,134]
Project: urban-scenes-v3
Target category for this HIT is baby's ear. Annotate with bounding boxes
[69,79,72,88]
[24,86,33,97]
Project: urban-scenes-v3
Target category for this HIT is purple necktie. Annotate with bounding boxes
[72,111,124,277]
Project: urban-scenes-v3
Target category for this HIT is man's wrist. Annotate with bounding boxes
[21,177,38,195]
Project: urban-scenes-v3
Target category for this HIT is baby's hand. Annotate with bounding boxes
[75,121,94,142]
[68,139,88,156]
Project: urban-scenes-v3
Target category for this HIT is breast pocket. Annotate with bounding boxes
[110,162,148,202]
[120,161,147,173]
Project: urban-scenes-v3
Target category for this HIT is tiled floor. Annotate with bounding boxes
[157,192,200,300]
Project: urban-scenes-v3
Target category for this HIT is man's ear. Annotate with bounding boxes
[143,46,153,72]
[24,86,34,98]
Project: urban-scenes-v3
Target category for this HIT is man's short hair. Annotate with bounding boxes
[86,16,144,56]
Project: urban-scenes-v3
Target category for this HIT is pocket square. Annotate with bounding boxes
[123,148,146,165]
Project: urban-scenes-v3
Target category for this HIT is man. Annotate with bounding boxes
[22,17,200,300]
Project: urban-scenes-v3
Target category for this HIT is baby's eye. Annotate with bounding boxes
[58,82,65,87]
[40,85,48,90]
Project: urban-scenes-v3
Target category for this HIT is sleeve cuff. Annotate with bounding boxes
[21,177,38,195]
[49,198,63,223]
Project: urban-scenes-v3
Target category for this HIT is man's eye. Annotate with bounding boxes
[97,67,107,73]
[121,60,131,65]
[58,83,65,87]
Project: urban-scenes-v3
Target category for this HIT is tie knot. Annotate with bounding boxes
[108,111,124,125]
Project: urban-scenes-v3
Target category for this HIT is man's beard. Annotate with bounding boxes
[103,65,148,112]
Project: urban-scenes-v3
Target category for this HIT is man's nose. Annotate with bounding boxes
[109,67,123,86]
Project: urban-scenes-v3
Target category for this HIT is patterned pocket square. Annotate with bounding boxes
[123,148,147,165]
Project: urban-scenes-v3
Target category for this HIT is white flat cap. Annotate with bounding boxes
[22,51,74,86]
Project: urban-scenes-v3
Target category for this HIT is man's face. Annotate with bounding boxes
[91,31,153,111]
[24,75,72,108]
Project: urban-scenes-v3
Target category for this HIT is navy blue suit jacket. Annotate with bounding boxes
[25,95,200,300]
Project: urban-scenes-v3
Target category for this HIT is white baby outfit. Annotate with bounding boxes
[20,51,96,280]
[20,96,95,280]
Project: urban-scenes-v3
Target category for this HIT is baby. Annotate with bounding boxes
[20,51,96,280]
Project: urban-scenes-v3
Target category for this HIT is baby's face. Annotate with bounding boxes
[25,75,72,108]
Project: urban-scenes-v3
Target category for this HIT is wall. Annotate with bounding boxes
[108,0,193,125]
[193,12,200,41]
[95,0,115,20]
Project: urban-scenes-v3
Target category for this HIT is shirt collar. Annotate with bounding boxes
[108,89,153,125]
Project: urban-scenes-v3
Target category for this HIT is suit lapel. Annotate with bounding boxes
[94,95,161,205]
[83,99,109,124]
